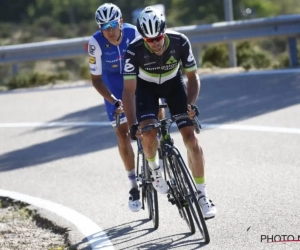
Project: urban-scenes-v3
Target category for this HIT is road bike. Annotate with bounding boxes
[140,104,210,243]
[115,105,210,243]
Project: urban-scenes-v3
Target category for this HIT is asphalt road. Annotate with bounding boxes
[0,70,300,250]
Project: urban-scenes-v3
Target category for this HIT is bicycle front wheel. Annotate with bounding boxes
[169,147,210,244]
[164,152,195,234]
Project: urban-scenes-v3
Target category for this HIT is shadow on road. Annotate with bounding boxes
[71,219,206,250]
[200,72,300,123]
[1,72,299,172]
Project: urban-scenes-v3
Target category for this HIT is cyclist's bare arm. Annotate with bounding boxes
[185,70,200,105]
[91,74,119,104]
[122,78,137,127]
[89,37,119,105]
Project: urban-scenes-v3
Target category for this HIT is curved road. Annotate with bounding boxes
[0,70,300,250]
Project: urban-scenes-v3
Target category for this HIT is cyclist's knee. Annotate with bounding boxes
[140,119,159,138]
[181,126,199,147]
[115,124,130,142]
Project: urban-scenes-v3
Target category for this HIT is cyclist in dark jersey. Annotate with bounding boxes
[122,6,216,219]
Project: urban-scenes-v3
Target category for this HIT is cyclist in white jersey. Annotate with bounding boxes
[88,3,141,212]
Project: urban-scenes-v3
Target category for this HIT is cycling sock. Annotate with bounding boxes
[159,158,164,170]
[147,156,159,171]
[194,177,207,197]
[127,168,138,189]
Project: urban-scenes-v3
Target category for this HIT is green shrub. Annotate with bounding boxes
[273,53,289,69]
[201,44,229,68]
[79,63,90,80]
[0,23,13,39]
[201,61,214,68]
[237,42,254,65]
[33,16,53,36]
[238,41,271,69]
[7,72,69,90]
[252,50,272,69]
[202,41,272,70]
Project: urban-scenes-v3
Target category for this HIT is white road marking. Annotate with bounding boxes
[0,189,115,250]
[0,122,300,134]
[202,124,300,134]
[0,122,111,127]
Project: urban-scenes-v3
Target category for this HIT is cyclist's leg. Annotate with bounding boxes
[164,77,199,175]
[136,79,168,194]
[165,75,216,218]
[106,99,135,176]
[105,98,141,212]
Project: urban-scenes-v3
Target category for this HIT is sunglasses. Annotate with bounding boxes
[144,34,164,43]
[101,20,119,30]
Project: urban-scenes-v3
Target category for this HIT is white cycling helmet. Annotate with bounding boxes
[95,3,122,26]
[137,6,166,38]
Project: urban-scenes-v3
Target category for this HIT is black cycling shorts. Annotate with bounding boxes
[135,72,194,130]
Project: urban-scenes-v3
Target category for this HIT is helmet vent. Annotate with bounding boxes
[103,9,107,18]
[148,19,153,35]
[142,23,148,35]
[108,8,113,18]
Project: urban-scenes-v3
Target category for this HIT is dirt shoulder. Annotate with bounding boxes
[0,197,70,250]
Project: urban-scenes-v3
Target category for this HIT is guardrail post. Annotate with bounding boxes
[224,0,237,68]
[192,45,201,67]
[288,37,299,67]
[12,64,19,75]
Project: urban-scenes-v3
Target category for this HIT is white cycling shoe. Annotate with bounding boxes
[128,187,141,212]
[198,196,217,219]
[151,168,169,194]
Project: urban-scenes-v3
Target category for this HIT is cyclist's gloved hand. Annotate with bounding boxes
[113,99,124,114]
[113,99,122,108]
[187,104,199,118]
[129,124,139,140]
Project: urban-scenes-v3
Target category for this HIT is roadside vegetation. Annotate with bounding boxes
[0,0,299,90]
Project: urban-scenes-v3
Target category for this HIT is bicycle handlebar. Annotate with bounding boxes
[141,113,201,134]
[115,103,201,133]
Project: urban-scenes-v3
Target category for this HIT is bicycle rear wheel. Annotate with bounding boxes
[168,147,210,244]
[143,154,159,229]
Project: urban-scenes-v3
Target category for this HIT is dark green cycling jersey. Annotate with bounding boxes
[123,30,197,84]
